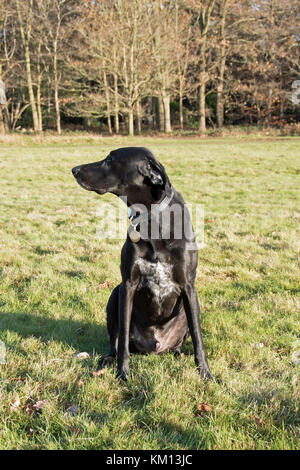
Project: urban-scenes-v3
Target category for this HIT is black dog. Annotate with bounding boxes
[72,147,212,381]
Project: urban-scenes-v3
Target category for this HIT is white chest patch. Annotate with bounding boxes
[136,259,179,301]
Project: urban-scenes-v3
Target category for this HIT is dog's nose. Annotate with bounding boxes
[72,166,81,177]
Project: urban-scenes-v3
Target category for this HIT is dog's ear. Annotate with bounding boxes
[138,159,164,186]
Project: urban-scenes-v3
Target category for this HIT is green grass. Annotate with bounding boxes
[0,136,299,450]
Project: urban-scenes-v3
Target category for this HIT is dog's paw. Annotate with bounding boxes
[98,355,115,369]
[116,370,128,382]
[198,368,215,381]
[173,348,182,357]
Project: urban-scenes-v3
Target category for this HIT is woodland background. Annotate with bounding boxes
[0,0,300,136]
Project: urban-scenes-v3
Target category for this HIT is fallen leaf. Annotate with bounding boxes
[71,426,81,436]
[196,403,212,416]
[77,380,84,388]
[226,270,237,279]
[92,369,105,377]
[25,399,48,415]
[252,342,264,349]
[26,428,35,437]
[74,352,90,360]
[10,398,21,411]
[108,395,114,403]
[32,400,48,411]
[255,416,266,427]
[96,281,111,289]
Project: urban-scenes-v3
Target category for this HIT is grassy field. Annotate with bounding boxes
[0,136,299,450]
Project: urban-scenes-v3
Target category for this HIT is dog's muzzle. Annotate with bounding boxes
[72,166,81,177]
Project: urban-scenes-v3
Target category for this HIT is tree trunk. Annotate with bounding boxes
[107,111,112,135]
[216,86,224,128]
[83,117,91,130]
[53,41,61,135]
[128,107,134,136]
[54,84,61,135]
[198,41,206,134]
[158,96,164,132]
[199,81,206,134]
[197,0,216,134]
[25,45,39,132]
[16,0,39,132]
[257,103,261,126]
[151,97,158,129]
[36,41,43,132]
[136,100,142,135]
[266,87,273,127]
[37,78,42,132]
[279,66,284,124]
[216,0,228,129]
[179,87,183,130]
[103,71,112,134]
[36,73,42,132]
[145,96,154,129]
[162,93,172,133]
[216,55,226,128]
[0,68,7,133]
[113,73,119,134]
[47,78,51,117]
[0,108,5,135]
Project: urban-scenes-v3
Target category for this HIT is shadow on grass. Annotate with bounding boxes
[156,418,208,449]
[120,383,210,449]
[238,390,300,428]
[116,355,212,450]
[0,311,108,353]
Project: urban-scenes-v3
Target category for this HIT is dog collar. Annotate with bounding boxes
[153,188,175,214]
[128,188,174,243]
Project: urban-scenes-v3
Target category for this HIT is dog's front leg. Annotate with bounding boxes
[182,283,213,380]
[116,281,136,381]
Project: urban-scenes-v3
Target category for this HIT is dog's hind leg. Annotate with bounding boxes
[98,285,120,369]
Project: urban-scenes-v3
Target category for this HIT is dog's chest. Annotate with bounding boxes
[136,259,179,300]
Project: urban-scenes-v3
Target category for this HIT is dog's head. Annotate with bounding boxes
[72,147,171,204]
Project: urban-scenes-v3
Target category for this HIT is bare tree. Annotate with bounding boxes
[185,0,217,133]
[14,0,41,132]
[0,2,32,132]
[149,1,181,133]
[174,1,194,130]
[215,0,228,128]
[36,0,76,134]
[114,0,154,135]
[197,0,216,134]
[1,0,299,133]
